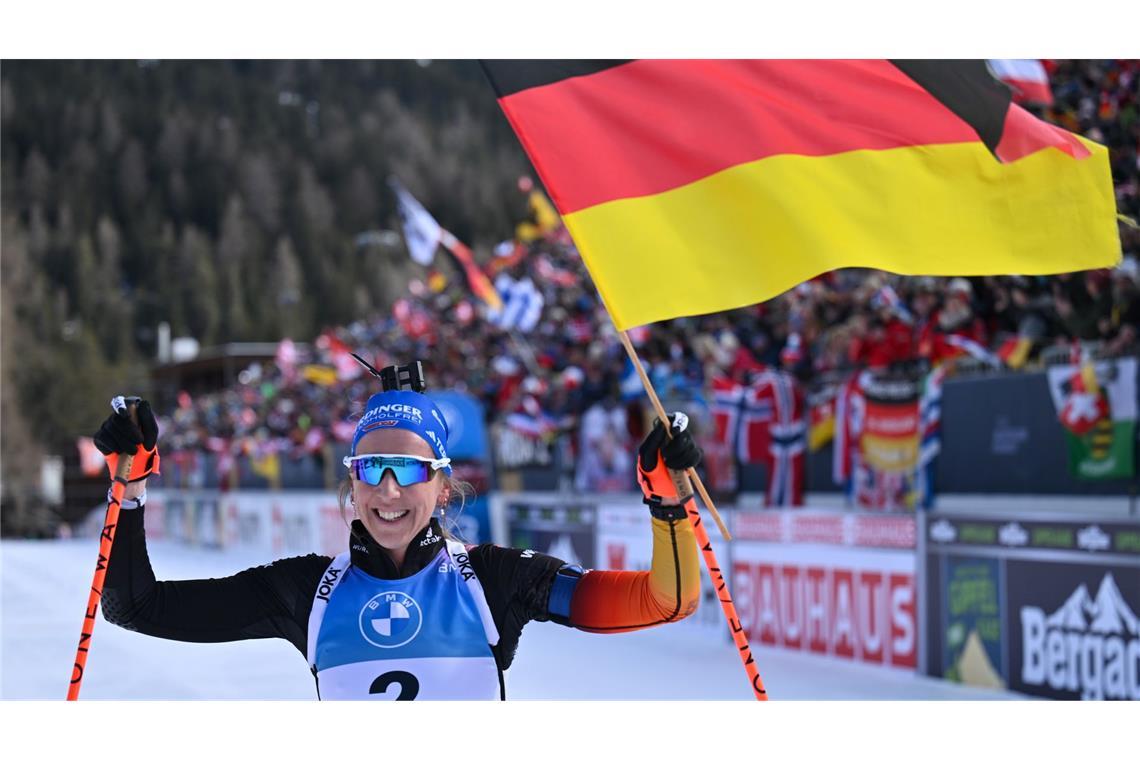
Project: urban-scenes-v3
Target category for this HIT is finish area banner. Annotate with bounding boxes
[921,512,1140,700]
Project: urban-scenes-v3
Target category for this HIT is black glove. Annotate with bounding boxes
[637,412,702,518]
[93,396,161,482]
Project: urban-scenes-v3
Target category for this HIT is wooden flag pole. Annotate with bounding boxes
[616,330,731,541]
[617,329,769,699]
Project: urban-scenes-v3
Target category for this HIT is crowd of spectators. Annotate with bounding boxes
[157,60,1140,491]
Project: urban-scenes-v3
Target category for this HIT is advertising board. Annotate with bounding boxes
[506,498,597,568]
[731,511,917,667]
[922,512,1140,699]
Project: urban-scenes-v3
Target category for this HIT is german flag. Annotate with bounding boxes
[440,230,503,311]
[482,60,1120,330]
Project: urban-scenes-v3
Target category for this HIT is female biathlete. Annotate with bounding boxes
[95,366,702,700]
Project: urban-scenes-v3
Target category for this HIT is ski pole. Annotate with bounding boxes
[618,330,768,700]
[67,401,137,700]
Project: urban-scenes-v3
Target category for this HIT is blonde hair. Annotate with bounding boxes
[337,473,477,542]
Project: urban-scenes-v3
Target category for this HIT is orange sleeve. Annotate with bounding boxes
[568,515,700,633]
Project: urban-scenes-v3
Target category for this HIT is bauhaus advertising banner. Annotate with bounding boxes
[732,511,918,669]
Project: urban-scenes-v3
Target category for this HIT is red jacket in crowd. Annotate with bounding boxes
[848,317,916,368]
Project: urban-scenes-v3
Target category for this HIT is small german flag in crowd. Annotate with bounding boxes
[482,60,1120,330]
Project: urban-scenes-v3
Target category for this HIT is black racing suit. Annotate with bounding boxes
[101,509,570,697]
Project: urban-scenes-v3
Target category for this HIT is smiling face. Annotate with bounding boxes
[351,428,447,566]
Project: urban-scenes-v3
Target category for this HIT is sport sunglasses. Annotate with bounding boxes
[342,453,452,487]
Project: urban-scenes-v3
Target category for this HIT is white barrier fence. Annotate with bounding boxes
[114,490,1140,697]
[145,490,351,561]
[493,493,917,667]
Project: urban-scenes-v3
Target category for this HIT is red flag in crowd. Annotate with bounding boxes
[332,420,357,443]
[488,240,529,275]
[709,374,744,451]
[626,325,651,346]
[275,338,298,382]
[987,59,1054,106]
[76,437,106,477]
[440,230,504,311]
[301,427,326,455]
[534,255,580,287]
[833,372,866,486]
[1058,362,1110,436]
[319,332,363,381]
[393,298,435,341]
[567,315,593,344]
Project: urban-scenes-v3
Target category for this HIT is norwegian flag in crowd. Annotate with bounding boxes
[534,254,580,287]
[870,284,914,323]
[915,366,946,508]
[738,370,806,506]
[737,378,775,464]
[710,371,806,506]
[504,393,560,438]
[505,414,558,438]
[987,59,1054,106]
[943,334,1002,367]
[567,315,593,344]
[487,274,545,332]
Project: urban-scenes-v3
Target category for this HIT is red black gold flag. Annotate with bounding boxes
[440,230,503,311]
[482,60,1120,330]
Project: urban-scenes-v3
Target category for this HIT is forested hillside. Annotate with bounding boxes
[1,60,533,468]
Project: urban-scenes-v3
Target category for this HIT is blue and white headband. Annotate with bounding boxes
[351,390,452,475]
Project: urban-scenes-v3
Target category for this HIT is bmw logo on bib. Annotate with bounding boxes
[359,591,423,649]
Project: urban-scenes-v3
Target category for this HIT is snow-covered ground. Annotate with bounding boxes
[1,538,1022,700]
